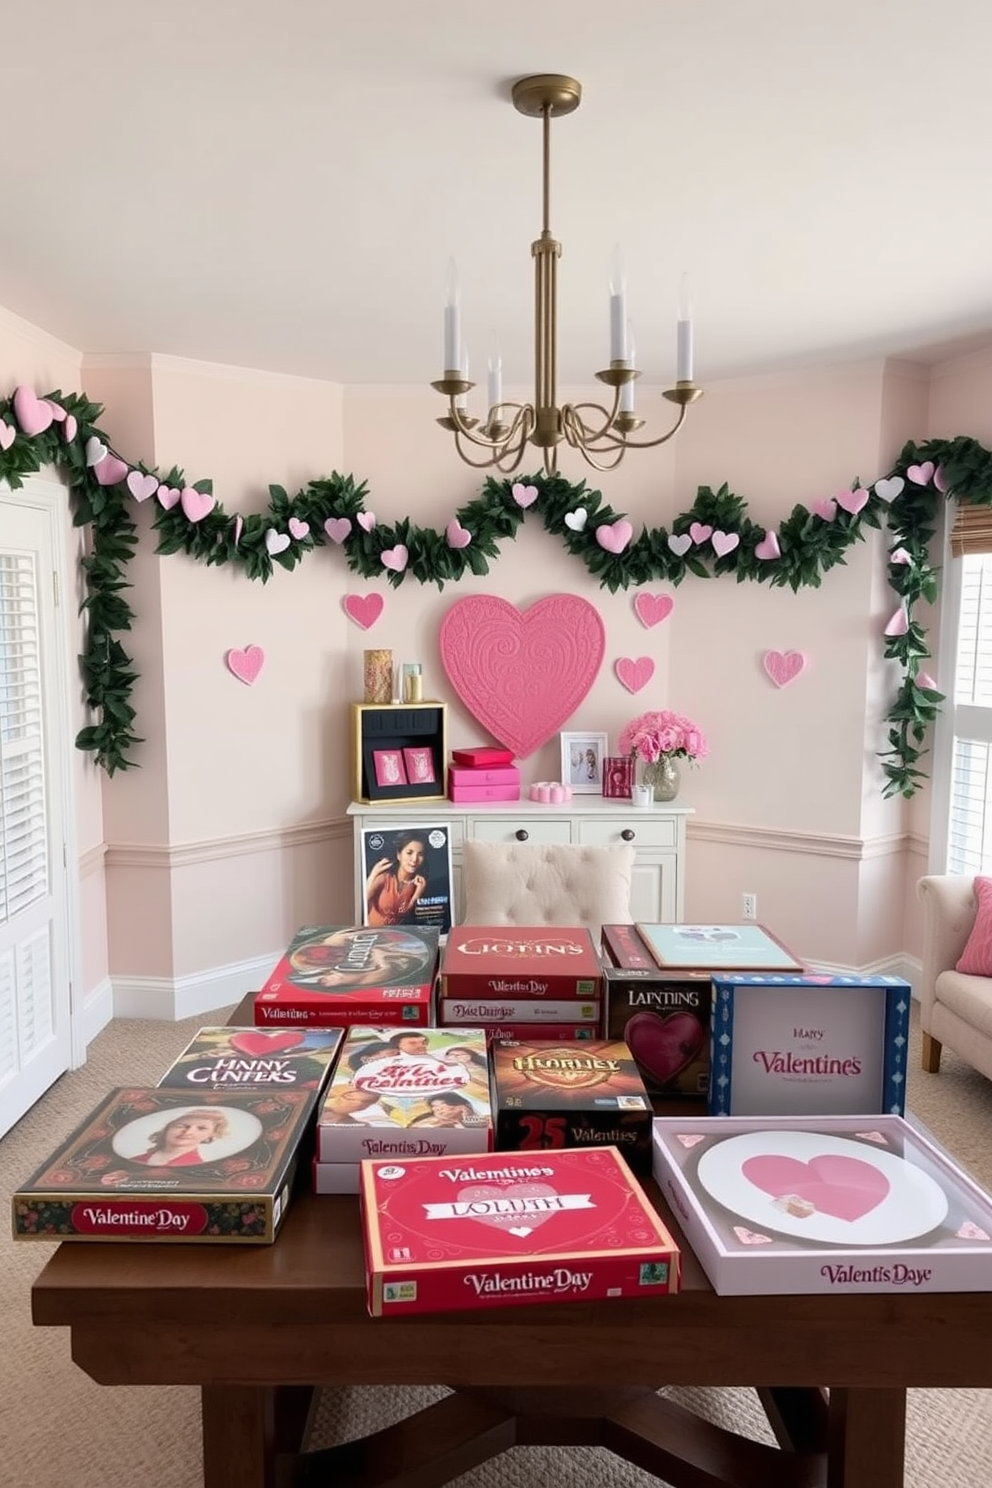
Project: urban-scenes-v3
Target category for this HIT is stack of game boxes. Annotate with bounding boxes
[313,1025,493,1193]
[447,746,521,803]
[438,925,603,1041]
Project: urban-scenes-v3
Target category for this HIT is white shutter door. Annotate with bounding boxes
[0,493,72,1135]
[944,558,992,874]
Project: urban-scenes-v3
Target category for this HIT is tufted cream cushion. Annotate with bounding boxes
[460,840,635,939]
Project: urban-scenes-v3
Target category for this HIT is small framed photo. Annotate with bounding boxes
[372,749,407,788]
[602,755,634,799]
[403,746,436,786]
[560,731,609,794]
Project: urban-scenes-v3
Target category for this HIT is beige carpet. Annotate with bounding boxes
[2,1002,992,1488]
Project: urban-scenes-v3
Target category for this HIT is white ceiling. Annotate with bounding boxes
[6,0,992,391]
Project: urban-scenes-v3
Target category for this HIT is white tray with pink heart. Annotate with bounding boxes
[653,1114,992,1294]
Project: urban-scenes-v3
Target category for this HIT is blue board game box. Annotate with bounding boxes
[708,974,911,1118]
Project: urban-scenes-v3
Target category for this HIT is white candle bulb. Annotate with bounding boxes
[487,332,502,414]
[609,243,628,362]
[620,323,636,414]
[677,271,694,383]
[455,346,469,411]
[443,258,461,372]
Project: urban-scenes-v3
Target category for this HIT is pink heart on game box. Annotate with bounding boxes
[456,1184,558,1237]
[615,655,655,694]
[343,593,385,629]
[625,1010,704,1086]
[440,593,605,758]
[633,592,673,628]
[742,1152,890,1222]
[226,645,265,686]
[229,1030,305,1057]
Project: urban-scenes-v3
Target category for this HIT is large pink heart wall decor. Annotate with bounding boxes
[439,594,605,758]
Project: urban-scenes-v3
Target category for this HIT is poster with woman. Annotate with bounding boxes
[360,823,454,934]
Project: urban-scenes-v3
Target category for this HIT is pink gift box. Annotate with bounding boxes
[448,765,521,786]
[448,782,522,803]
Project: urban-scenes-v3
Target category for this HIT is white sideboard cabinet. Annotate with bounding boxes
[347,798,691,926]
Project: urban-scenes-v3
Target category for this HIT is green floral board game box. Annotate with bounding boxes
[11,1085,319,1244]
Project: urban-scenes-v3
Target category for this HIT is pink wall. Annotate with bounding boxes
[2,305,979,1014]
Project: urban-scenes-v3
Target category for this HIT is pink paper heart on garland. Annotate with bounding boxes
[934,466,948,493]
[181,486,216,522]
[811,498,837,522]
[512,482,539,508]
[324,516,352,543]
[633,592,673,628]
[226,645,265,686]
[836,486,869,515]
[763,650,806,687]
[615,655,655,693]
[884,606,909,637]
[596,519,633,554]
[439,593,605,758]
[0,418,15,451]
[43,400,66,423]
[288,517,310,540]
[907,461,935,486]
[689,522,712,545]
[126,470,159,502]
[12,385,53,436]
[157,484,181,510]
[711,530,740,557]
[446,518,471,549]
[357,511,376,533]
[63,414,77,442]
[754,530,781,560]
[381,544,409,573]
[93,454,129,487]
[668,532,692,557]
[343,593,385,629]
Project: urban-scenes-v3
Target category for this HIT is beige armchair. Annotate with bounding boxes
[918,873,992,1080]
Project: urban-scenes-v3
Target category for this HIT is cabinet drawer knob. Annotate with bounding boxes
[515,828,529,841]
[621,829,635,841]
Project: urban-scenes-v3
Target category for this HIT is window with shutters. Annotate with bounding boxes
[0,552,49,926]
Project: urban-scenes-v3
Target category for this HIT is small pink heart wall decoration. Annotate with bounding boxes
[633,592,674,628]
[711,530,740,558]
[884,607,909,637]
[439,594,605,758]
[226,645,265,686]
[93,455,129,487]
[43,400,66,423]
[288,517,310,540]
[0,418,15,451]
[689,522,712,545]
[357,511,376,532]
[512,482,539,508]
[763,650,806,687]
[596,520,633,554]
[446,518,471,549]
[324,516,352,544]
[754,530,780,560]
[126,470,159,502]
[343,593,385,629]
[907,461,935,485]
[812,498,837,522]
[836,487,869,515]
[63,415,78,442]
[381,544,409,573]
[157,484,181,510]
[181,487,215,522]
[615,656,655,694]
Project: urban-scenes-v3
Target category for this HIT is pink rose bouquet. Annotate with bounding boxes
[617,709,708,765]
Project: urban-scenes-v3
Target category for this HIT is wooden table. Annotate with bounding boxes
[31,1168,992,1488]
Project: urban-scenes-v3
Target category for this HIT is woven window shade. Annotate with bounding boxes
[949,501,992,556]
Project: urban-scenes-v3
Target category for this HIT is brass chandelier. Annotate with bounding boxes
[432,74,702,476]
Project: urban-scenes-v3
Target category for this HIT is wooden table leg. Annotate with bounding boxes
[202,1386,279,1488]
[827,1389,906,1488]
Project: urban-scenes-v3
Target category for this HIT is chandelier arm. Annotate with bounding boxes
[575,442,628,474]
[561,387,623,443]
[607,401,690,450]
[446,402,532,453]
[493,439,533,476]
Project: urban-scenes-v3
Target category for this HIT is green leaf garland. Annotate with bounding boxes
[0,384,981,795]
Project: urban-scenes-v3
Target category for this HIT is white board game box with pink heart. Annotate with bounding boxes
[652,1114,992,1294]
[360,1145,680,1316]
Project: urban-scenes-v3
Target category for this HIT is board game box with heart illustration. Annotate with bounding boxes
[158,1027,345,1092]
[652,1114,992,1294]
[603,967,712,1102]
[361,1144,681,1316]
[490,1038,653,1174]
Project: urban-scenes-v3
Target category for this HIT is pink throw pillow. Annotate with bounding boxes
[955,876,992,975]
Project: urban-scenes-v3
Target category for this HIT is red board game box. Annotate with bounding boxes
[604,967,712,1102]
[360,1145,680,1316]
[254,925,440,1028]
[491,1039,653,1174]
[441,926,602,1001]
[451,747,515,767]
[601,923,655,970]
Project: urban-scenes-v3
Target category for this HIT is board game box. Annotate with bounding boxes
[491,1039,653,1174]
[652,1114,992,1294]
[440,926,602,1001]
[604,967,712,1101]
[601,923,656,970]
[361,1145,681,1316]
[254,924,440,1027]
[11,1085,318,1244]
[708,973,912,1117]
[637,923,803,973]
[438,996,601,1025]
[316,1026,493,1162]
[158,1026,345,1091]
